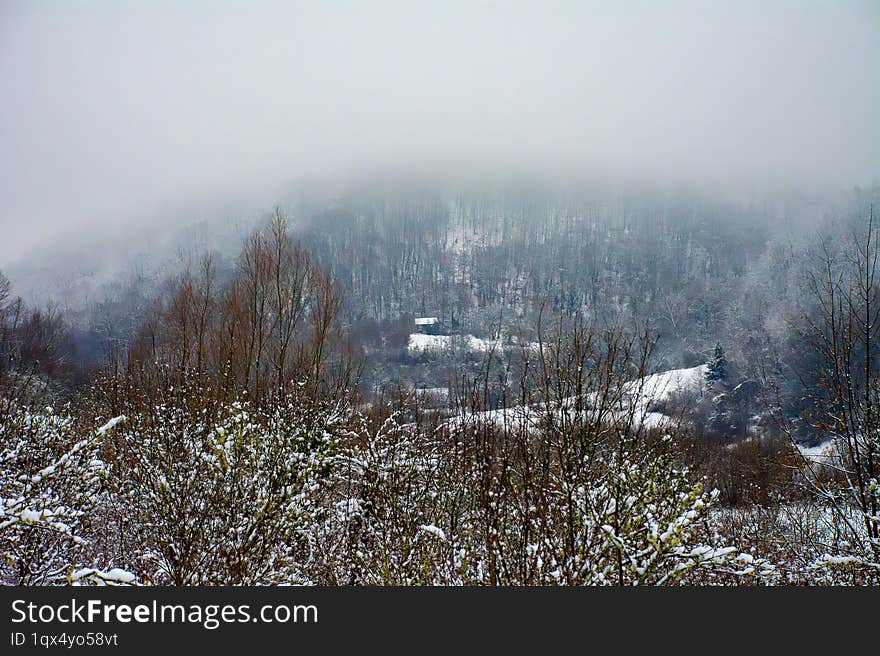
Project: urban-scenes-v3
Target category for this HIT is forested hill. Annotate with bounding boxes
[2,183,875,417]
[295,185,850,371]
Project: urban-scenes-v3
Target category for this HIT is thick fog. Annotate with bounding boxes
[1,1,878,264]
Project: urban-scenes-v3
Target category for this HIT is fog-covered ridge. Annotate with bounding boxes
[2,1,878,264]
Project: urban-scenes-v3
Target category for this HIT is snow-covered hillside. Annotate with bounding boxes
[450,364,707,432]
[635,365,708,429]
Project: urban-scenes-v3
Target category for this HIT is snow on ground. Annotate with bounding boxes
[407,333,455,353]
[407,333,502,354]
[632,365,707,429]
[407,333,546,356]
[412,387,449,398]
[411,387,450,408]
[449,364,707,433]
[797,440,837,465]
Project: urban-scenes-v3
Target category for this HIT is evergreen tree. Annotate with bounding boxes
[706,342,728,381]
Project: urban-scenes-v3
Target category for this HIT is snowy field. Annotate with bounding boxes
[407,333,545,356]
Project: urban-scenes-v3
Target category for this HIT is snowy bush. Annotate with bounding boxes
[0,403,119,584]
[311,405,773,585]
[311,411,465,584]
[106,393,346,585]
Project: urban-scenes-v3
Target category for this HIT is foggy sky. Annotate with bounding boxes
[1,1,878,264]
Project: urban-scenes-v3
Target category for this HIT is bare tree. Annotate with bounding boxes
[800,206,880,575]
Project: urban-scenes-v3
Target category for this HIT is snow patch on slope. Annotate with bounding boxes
[634,365,708,429]
[407,333,545,356]
[797,440,836,465]
[451,364,708,433]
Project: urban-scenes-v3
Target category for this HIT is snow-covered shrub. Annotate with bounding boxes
[527,447,742,584]
[0,403,116,584]
[313,400,771,585]
[311,411,466,585]
[806,480,880,584]
[108,393,345,584]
